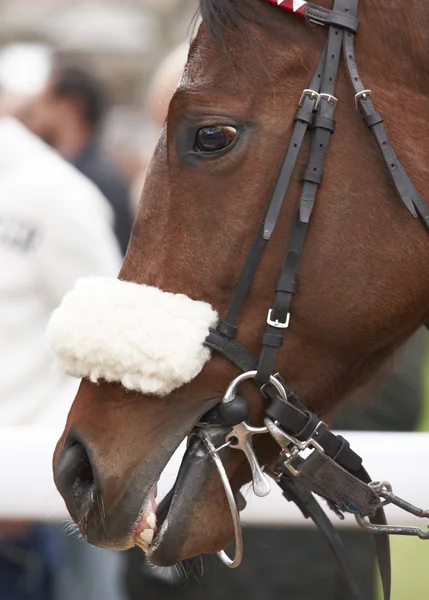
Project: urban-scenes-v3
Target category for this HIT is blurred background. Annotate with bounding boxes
[0,0,196,218]
[0,1,428,599]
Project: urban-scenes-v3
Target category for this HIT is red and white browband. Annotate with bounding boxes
[264,0,308,18]
[263,1,359,32]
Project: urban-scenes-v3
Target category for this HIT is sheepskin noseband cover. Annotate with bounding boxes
[47,277,219,396]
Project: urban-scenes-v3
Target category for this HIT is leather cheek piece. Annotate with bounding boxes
[46,277,219,396]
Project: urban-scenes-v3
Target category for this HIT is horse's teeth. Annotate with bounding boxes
[140,529,154,545]
[147,512,156,529]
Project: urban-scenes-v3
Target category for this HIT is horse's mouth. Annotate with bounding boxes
[133,428,238,566]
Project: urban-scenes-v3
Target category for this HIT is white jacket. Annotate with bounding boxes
[0,118,123,425]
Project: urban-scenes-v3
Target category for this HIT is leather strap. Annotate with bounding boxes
[216,50,327,340]
[205,331,365,476]
[344,30,429,231]
[263,49,327,241]
[277,474,366,600]
[203,1,395,596]
[205,328,258,372]
[256,0,347,383]
[358,467,392,600]
[266,394,363,472]
[304,2,359,32]
[277,465,390,600]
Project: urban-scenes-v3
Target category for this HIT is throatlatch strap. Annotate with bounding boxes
[344,30,429,231]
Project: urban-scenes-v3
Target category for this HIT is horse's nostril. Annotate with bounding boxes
[69,442,95,497]
[54,435,97,517]
[70,441,94,487]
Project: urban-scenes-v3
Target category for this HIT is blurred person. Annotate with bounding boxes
[0,43,52,121]
[28,64,133,255]
[146,43,189,131]
[124,41,426,600]
[129,43,189,214]
[100,107,151,208]
[0,110,126,600]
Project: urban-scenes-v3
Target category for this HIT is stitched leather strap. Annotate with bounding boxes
[205,328,258,372]
[256,1,346,383]
[278,475,366,600]
[304,2,359,32]
[344,30,429,231]
[205,330,364,475]
[216,50,327,340]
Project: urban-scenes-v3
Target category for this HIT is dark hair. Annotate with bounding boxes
[53,66,107,129]
[198,0,248,39]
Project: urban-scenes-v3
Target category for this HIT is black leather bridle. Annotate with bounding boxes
[196,1,429,599]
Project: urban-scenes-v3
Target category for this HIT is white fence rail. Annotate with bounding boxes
[1,427,428,529]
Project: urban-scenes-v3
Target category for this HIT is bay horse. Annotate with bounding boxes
[49,0,429,591]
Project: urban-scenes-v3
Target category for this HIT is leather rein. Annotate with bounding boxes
[191,1,429,599]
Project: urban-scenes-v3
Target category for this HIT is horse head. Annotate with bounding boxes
[51,0,429,567]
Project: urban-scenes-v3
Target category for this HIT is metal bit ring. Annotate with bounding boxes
[201,434,244,568]
[222,370,288,405]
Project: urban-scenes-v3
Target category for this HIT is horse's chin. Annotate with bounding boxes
[146,431,237,566]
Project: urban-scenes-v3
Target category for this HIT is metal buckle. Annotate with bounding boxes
[267,308,290,329]
[315,93,338,109]
[354,89,371,109]
[277,421,327,477]
[299,88,319,106]
[355,481,429,539]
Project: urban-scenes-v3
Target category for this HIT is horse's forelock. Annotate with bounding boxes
[198,0,252,40]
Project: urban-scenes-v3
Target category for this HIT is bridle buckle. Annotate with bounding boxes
[267,308,290,329]
[315,93,338,109]
[354,89,372,109]
[299,88,319,106]
[281,421,326,477]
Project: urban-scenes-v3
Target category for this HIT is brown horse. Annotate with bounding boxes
[51,0,429,568]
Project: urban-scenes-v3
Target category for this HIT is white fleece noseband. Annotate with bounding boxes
[47,277,218,396]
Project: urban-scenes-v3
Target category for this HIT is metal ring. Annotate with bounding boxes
[222,370,288,405]
[200,435,243,568]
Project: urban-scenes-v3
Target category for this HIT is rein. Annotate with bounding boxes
[196,1,429,598]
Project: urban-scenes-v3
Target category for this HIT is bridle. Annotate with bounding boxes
[191,1,429,599]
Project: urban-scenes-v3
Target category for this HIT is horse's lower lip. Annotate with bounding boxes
[147,429,229,566]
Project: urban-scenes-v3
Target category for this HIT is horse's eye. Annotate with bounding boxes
[195,125,237,152]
